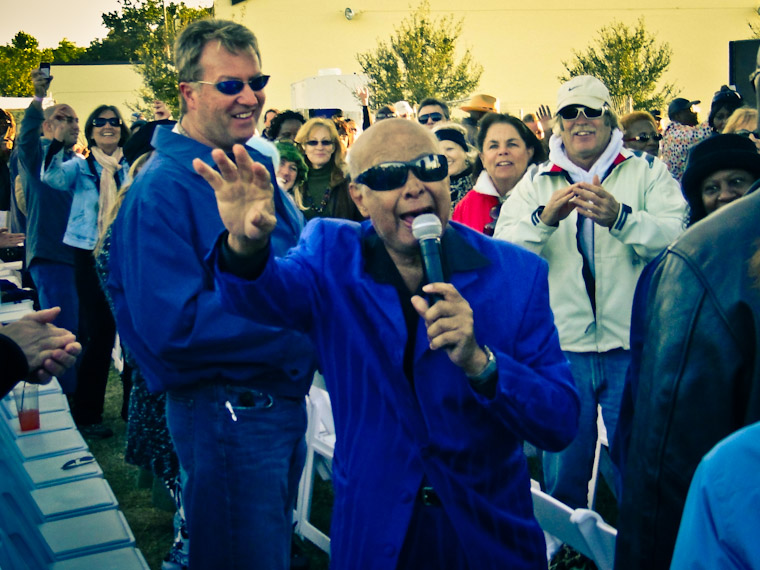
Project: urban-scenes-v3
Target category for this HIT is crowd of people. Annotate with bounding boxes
[2,15,760,570]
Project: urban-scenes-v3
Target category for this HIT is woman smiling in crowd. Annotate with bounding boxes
[42,104,130,438]
[294,117,361,220]
[452,113,545,234]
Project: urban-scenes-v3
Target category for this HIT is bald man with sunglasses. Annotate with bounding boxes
[494,76,687,515]
[199,117,580,569]
[106,19,316,570]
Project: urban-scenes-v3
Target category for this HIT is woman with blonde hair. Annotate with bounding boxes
[294,117,361,221]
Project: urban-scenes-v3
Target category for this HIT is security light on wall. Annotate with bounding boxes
[345,7,362,20]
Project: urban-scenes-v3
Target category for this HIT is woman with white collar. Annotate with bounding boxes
[452,113,545,235]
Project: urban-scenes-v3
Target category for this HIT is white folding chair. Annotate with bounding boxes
[588,404,609,509]
[531,480,617,570]
[294,378,335,554]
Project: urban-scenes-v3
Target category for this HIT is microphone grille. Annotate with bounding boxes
[411,213,442,240]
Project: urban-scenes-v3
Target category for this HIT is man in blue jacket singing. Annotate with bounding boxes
[200,117,580,569]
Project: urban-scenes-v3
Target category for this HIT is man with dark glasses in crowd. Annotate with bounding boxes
[416,97,450,129]
[494,76,687,520]
[106,19,316,570]
[15,70,80,394]
[199,118,580,569]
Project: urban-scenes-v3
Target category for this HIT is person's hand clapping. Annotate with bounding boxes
[569,175,620,228]
[193,145,276,256]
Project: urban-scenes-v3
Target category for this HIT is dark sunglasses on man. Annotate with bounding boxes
[623,133,663,143]
[557,106,607,121]
[92,117,122,127]
[418,112,444,124]
[194,75,270,95]
[354,153,448,191]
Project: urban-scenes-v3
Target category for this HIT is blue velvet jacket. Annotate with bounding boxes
[210,218,580,569]
[107,126,316,394]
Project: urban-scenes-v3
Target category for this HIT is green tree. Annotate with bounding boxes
[0,32,45,96]
[559,18,677,113]
[356,0,482,108]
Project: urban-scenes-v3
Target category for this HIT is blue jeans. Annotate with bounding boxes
[542,349,629,509]
[166,383,307,570]
[28,259,79,393]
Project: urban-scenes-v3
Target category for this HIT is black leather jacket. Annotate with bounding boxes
[615,186,760,569]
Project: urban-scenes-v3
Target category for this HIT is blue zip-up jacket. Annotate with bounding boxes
[15,103,75,266]
[107,126,316,394]
[42,139,130,250]
[209,218,580,569]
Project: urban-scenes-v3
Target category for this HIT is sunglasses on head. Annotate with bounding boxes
[304,139,334,147]
[355,154,448,191]
[624,133,663,143]
[418,112,444,124]
[92,117,121,127]
[557,106,606,121]
[194,75,270,95]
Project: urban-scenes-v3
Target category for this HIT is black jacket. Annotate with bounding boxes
[615,187,760,569]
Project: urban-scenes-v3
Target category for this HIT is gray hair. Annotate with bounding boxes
[174,18,261,113]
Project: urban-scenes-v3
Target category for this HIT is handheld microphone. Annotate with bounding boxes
[412,214,445,304]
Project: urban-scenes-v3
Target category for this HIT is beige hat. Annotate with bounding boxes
[556,76,611,111]
[460,94,500,113]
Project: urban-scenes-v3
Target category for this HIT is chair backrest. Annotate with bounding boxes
[531,481,617,570]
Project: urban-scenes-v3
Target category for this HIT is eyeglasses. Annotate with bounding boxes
[557,106,606,121]
[418,112,444,124]
[733,129,760,138]
[92,117,121,127]
[304,139,334,147]
[194,75,270,95]
[624,133,663,143]
[53,115,78,124]
[354,154,448,191]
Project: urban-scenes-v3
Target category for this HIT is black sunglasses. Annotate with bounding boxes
[195,75,270,95]
[624,133,663,143]
[304,139,334,147]
[418,112,444,124]
[733,129,760,138]
[557,106,606,120]
[355,154,448,191]
[92,117,121,127]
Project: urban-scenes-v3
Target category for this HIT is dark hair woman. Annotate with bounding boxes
[41,103,130,437]
[452,113,546,234]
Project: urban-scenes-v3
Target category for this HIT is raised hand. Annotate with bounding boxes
[411,283,488,376]
[193,144,276,256]
[537,104,553,134]
[356,85,370,107]
[30,68,50,99]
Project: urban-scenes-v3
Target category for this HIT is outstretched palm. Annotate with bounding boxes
[193,144,277,255]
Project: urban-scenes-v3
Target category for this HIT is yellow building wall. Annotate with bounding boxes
[46,63,143,126]
[216,0,759,121]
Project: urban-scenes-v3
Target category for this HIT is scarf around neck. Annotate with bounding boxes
[90,145,123,237]
[548,128,624,184]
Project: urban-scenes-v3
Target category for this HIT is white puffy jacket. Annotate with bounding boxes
[494,149,687,353]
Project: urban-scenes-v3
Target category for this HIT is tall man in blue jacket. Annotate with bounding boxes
[106,19,315,570]
[15,71,79,393]
[198,118,580,569]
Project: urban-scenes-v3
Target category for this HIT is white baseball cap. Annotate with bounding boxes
[556,76,612,112]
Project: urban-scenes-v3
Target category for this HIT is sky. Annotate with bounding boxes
[1,0,213,49]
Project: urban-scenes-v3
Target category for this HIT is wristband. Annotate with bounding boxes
[33,96,44,103]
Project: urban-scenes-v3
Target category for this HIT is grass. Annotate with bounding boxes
[88,367,330,569]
